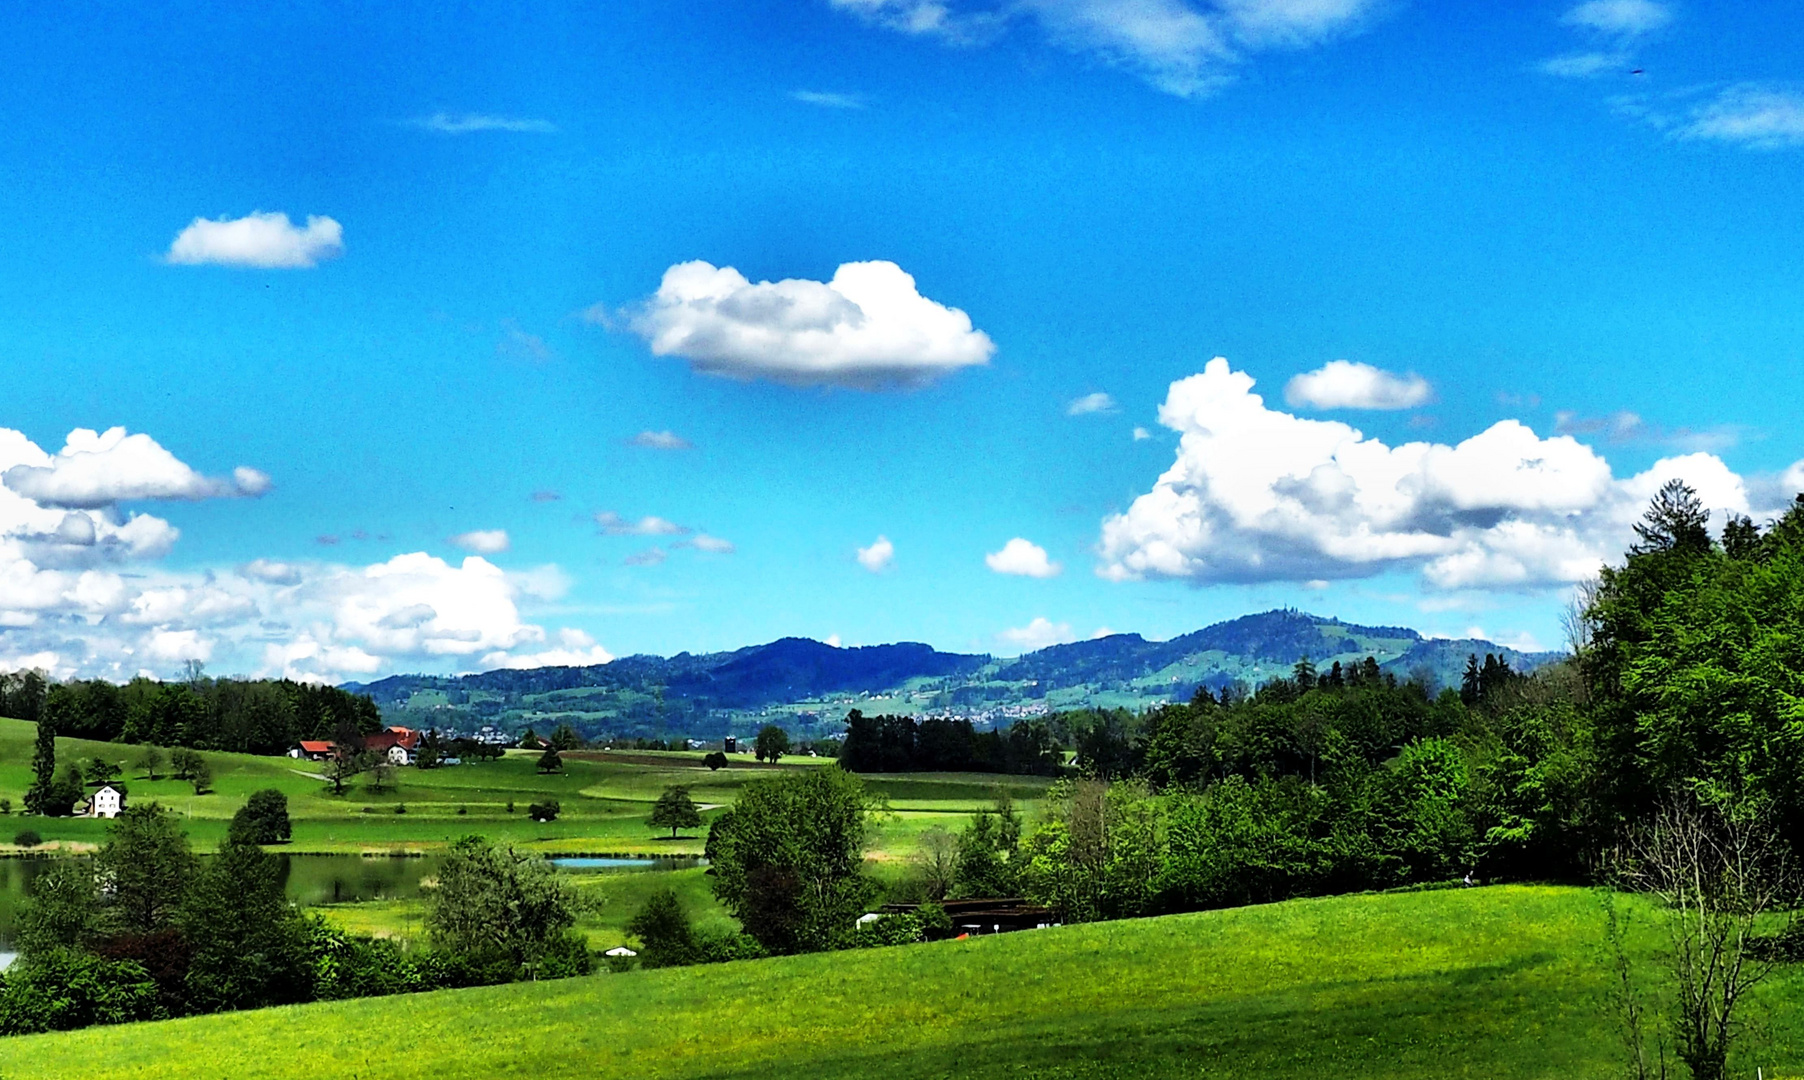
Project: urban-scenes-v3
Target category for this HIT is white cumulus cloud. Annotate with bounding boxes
[481,628,613,670]
[857,535,895,572]
[165,211,344,269]
[450,529,511,555]
[0,425,608,682]
[1284,360,1432,410]
[621,260,995,389]
[997,616,1076,651]
[3,428,269,509]
[986,537,1062,578]
[1099,357,1779,591]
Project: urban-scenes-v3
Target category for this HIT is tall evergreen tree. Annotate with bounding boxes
[24,717,56,816]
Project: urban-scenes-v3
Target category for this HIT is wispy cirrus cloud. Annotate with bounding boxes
[628,430,694,450]
[1678,85,1804,149]
[830,0,1385,98]
[792,90,868,109]
[412,112,556,135]
[595,511,689,537]
[1560,0,1672,36]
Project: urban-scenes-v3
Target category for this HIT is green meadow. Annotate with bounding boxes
[0,718,1047,857]
[2,885,1800,1079]
[0,717,1049,946]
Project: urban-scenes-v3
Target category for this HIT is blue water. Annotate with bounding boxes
[551,856,703,871]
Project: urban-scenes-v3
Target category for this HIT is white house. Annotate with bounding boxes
[88,783,125,819]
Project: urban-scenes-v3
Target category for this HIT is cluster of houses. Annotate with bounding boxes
[290,725,426,766]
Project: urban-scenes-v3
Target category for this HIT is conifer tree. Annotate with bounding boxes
[23,717,55,816]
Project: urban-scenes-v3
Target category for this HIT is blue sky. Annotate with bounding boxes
[3,0,1803,681]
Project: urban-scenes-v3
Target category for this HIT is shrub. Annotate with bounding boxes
[457,805,468,815]
[12,830,41,848]
[528,800,560,822]
[395,804,407,815]
[849,912,924,948]
[0,950,162,1034]
[704,752,728,771]
[916,902,954,938]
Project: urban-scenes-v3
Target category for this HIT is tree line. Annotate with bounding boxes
[0,671,382,757]
[839,711,1062,775]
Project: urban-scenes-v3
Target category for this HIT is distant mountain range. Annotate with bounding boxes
[347,610,1561,742]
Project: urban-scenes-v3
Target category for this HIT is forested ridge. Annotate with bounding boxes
[0,672,381,756]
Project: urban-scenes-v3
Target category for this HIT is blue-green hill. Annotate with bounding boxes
[353,609,1559,741]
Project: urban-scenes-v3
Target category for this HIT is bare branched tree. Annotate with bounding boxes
[1562,576,1600,657]
[912,826,958,902]
[1608,798,1798,1080]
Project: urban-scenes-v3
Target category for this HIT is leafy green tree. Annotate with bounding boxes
[528,799,560,822]
[138,745,164,781]
[23,717,56,816]
[83,758,122,787]
[754,724,790,763]
[14,858,97,959]
[954,808,1020,898]
[168,747,202,781]
[41,763,84,817]
[626,888,697,967]
[704,751,728,771]
[228,789,292,845]
[95,804,198,938]
[425,835,586,979]
[180,838,311,1012]
[707,766,876,954]
[186,756,212,795]
[519,727,542,749]
[649,786,702,838]
[536,745,563,773]
[322,744,366,796]
[549,723,581,751]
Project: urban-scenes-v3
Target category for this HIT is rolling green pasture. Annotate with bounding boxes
[3,885,1799,1079]
[0,718,1045,859]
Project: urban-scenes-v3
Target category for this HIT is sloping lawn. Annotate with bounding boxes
[3,885,1799,1079]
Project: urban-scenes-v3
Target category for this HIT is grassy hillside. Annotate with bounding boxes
[2,886,1798,1079]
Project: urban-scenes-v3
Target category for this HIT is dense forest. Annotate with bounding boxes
[0,672,382,756]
